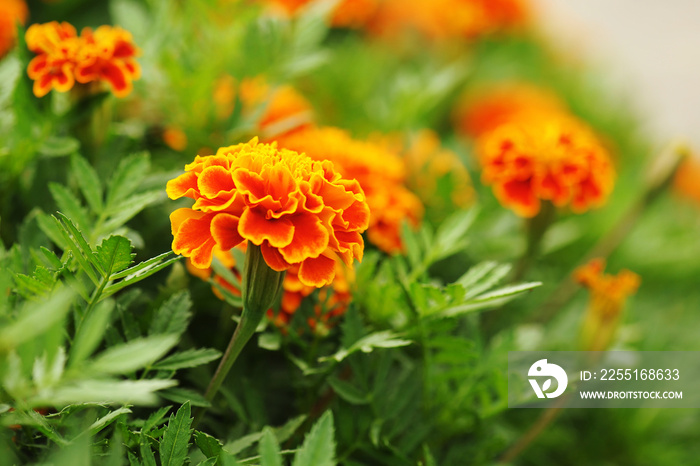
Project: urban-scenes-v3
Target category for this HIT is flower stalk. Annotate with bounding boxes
[203,244,285,403]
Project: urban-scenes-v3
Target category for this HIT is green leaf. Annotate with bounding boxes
[320,331,411,363]
[328,377,370,405]
[160,402,193,466]
[195,431,223,458]
[274,415,307,444]
[86,407,132,436]
[106,152,150,206]
[53,213,102,282]
[142,406,172,434]
[292,410,335,466]
[100,190,163,234]
[88,335,178,375]
[150,291,192,336]
[70,298,115,365]
[39,136,80,157]
[102,252,181,298]
[225,432,262,456]
[141,441,158,466]
[36,212,68,249]
[259,427,282,466]
[462,263,512,300]
[71,153,103,212]
[33,379,177,406]
[159,388,211,408]
[50,183,91,231]
[111,251,177,280]
[152,348,221,371]
[96,235,135,277]
[0,287,74,352]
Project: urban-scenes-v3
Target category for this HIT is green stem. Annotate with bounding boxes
[512,201,556,282]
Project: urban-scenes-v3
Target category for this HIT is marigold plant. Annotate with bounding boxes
[476,113,615,217]
[167,137,370,287]
[276,126,423,254]
[25,22,140,98]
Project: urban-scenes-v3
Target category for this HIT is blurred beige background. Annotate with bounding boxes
[532,0,700,148]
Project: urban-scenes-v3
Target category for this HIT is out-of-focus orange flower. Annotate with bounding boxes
[74,26,141,97]
[213,74,237,120]
[367,0,528,40]
[453,83,565,138]
[163,127,188,151]
[672,155,700,206]
[574,258,640,351]
[476,113,615,217]
[167,138,369,287]
[0,0,28,58]
[25,22,80,97]
[400,129,475,212]
[239,77,314,139]
[261,0,379,28]
[277,126,423,254]
[25,22,140,98]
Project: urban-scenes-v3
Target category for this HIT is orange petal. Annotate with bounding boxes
[238,208,295,248]
[260,241,291,272]
[171,210,217,268]
[166,172,200,200]
[298,254,336,287]
[279,213,329,263]
[210,213,245,251]
[198,165,236,199]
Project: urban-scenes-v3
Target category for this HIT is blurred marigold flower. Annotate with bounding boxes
[476,113,615,217]
[574,258,640,351]
[672,155,700,206]
[25,22,140,98]
[453,83,565,138]
[0,0,28,59]
[167,137,369,287]
[163,127,188,152]
[367,0,528,40]
[276,126,423,254]
[261,0,379,28]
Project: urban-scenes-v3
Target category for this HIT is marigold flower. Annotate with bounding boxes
[476,113,615,217]
[163,127,188,152]
[453,83,566,138]
[167,138,369,287]
[574,258,640,351]
[276,127,423,254]
[672,155,700,206]
[0,0,28,59]
[261,0,379,28]
[25,22,80,97]
[25,22,140,98]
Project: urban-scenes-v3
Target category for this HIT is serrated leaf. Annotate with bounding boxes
[71,153,103,212]
[102,253,181,298]
[39,136,80,157]
[96,235,134,277]
[88,335,178,375]
[54,213,102,282]
[49,183,91,231]
[142,406,172,434]
[472,282,542,301]
[292,410,335,466]
[462,263,512,299]
[225,432,262,456]
[195,431,223,458]
[160,402,193,466]
[259,427,282,466]
[36,212,68,249]
[106,152,150,206]
[141,441,158,466]
[86,407,132,436]
[152,348,221,371]
[274,415,307,444]
[150,291,192,336]
[100,190,163,234]
[32,379,177,407]
[70,299,115,365]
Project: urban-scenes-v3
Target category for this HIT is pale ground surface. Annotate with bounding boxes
[531,0,700,148]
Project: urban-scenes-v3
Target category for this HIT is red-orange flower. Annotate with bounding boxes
[276,126,423,254]
[25,22,140,98]
[574,258,640,351]
[0,0,28,59]
[167,138,369,287]
[74,26,141,97]
[25,22,80,97]
[476,113,615,217]
[453,83,565,138]
[672,155,700,206]
[261,0,379,28]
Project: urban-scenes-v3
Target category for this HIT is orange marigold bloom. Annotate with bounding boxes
[25,22,140,98]
[276,127,423,254]
[0,0,28,59]
[74,26,141,97]
[476,113,615,217]
[574,258,640,351]
[261,0,379,28]
[163,127,188,152]
[25,22,80,97]
[453,83,566,138]
[672,155,700,206]
[167,138,369,287]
